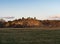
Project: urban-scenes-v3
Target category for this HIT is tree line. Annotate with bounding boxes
[0,17,60,28]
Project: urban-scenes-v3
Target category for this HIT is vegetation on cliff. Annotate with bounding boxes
[0,17,60,28]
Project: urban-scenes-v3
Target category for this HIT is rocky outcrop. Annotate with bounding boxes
[0,17,60,28]
[3,17,43,28]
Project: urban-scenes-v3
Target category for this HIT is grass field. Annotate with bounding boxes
[0,28,60,44]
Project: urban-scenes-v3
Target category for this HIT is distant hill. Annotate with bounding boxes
[0,17,60,28]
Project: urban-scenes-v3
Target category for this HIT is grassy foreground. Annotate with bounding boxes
[0,28,60,44]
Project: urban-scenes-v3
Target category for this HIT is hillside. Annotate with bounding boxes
[0,17,60,28]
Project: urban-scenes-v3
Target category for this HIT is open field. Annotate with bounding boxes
[0,28,60,44]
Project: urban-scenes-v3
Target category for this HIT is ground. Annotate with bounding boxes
[0,28,60,44]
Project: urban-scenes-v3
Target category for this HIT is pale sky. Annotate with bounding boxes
[0,0,60,20]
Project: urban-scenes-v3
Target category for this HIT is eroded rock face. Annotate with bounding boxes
[3,17,60,28]
[4,18,42,28]
[23,19,42,27]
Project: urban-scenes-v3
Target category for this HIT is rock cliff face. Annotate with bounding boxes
[22,19,42,27]
[0,17,60,28]
[3,17,42,28]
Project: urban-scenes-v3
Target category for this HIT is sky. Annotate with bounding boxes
[0,0,60,20]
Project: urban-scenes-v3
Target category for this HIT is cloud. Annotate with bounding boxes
[47,14,60,20]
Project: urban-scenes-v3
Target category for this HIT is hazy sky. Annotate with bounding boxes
[0,0,60,20]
